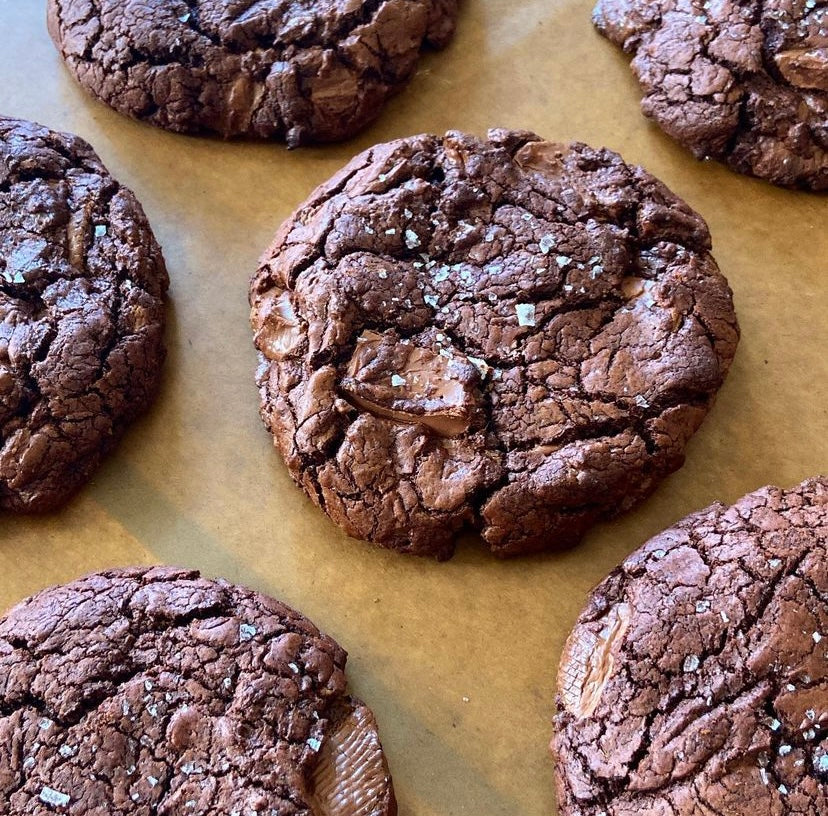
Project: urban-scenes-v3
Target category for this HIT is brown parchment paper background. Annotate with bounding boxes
[1,2,826,813]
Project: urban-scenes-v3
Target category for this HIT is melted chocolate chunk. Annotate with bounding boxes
[250,129,739,559]
[310,703,395,816]
[255,288,306,361]
[340,330,482,437]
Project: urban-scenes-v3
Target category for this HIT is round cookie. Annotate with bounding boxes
[0,566,397,815]
[47,0,459,146]
[593,0,828,190]
[250,128,740,559]
[552,477,828,816]
[0,116,168,512]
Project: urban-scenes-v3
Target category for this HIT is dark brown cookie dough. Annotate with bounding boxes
[0,116,168,512]
[0,566,397,815]
[552,477,828,816]
[47,0,459,146]
[250,129,740,559]
[594,0,828,189]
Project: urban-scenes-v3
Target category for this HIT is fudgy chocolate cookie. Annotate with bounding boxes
[0,116,167,512]
[47,0,459,146]
[250,129,740,559]
[552,477,828,815]
[0,567,397,815]
[594,0,828,189]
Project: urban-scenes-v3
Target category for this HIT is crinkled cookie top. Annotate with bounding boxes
[594,0,828,189]
[0,116,167,512]
[553,477,828,816]
[0,567,396,816]
[47,0,459,145]
[251,129,739,559]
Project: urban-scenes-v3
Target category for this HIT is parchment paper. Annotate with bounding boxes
[1,2,826,813]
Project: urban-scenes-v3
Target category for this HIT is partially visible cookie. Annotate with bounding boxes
[250,128,739,559]
[594,0,828,189]
[47,0,459,146]
[552,477,828,815]
[0,566,397,815]
[0,116,168,512]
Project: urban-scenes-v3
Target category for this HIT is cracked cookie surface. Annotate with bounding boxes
[47,0,459,146]
[0,566,397,816]
[594,0,828,189]
[0,116,168,512]
[250,129,739,559]
[552,477,828,816]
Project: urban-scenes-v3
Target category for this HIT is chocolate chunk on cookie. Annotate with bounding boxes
[250,129,739,559]
[0,116,168,512]
[594,0,828,189]
[47,0,459,146]
[552,477,828,815]
[0,567,397,815]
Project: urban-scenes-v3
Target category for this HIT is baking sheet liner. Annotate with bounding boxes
[1,2,826,813]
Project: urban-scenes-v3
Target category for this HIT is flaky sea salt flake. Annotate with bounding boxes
[515,303,536,327]
[539,234,555,254]
[239,623,257,642]
[468,356,490,378]
[40,787,71,808]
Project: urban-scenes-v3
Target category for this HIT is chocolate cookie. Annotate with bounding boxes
[0,117,168,512]
[594,0,828,189]
[552,477,828,815]
[0,566,397,815]
[47,0,459,147]
[249,129,740,559]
